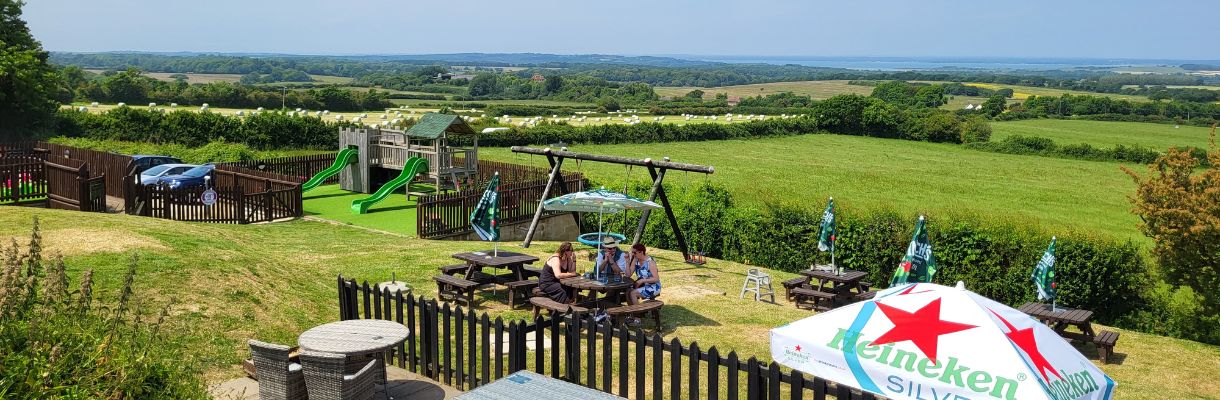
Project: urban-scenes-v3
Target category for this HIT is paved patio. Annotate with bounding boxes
[209,364,463,400]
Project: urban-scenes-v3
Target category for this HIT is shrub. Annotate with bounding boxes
[960,117,992,144]
[0,218,207,398]
[601,180,1151,325]
[55,108,347,149]
[47,137,290,163]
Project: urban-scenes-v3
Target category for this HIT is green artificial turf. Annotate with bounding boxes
[302,184,425,235]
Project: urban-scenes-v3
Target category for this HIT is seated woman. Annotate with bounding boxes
[625,243,661,305]
[538,242,579,303]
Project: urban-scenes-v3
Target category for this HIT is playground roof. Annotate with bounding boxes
[406,113,476,139]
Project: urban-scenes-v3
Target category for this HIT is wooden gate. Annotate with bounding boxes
[44,156,106,212]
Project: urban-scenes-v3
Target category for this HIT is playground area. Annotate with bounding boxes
[302,184,434,236]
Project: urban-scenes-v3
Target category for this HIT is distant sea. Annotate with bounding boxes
[673,55,1217,71]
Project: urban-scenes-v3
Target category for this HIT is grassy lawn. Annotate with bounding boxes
[481,134,1146,242]
[302,183,429,236]
[992,119,1216,150]
[2,207,1217,398]
[654,80,874,100]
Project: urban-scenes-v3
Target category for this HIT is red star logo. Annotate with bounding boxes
[897,283,933,296]
[870,298,976,363]
[794,345,802,352]
[990,310,1063,383]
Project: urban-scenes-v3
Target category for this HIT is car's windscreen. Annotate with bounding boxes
[182,166,211,178]
[141,165,173,176]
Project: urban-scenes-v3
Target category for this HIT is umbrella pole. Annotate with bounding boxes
[596,203,605,279]
[832,239,838,276]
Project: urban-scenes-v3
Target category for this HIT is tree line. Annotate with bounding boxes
[63,68,393,111]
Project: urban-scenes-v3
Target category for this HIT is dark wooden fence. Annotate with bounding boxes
[220,153,338,184]
[416,173,585,239]
[0,157,48,205]
[44,156,106,212]
[337,277,879,400]
[40,142,132,199]
[124,165,303,224]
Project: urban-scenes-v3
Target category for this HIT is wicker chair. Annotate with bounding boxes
[248,340,308,400]
[300,350,379,400]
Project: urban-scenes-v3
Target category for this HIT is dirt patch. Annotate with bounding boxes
[40,228,169,256]
[663,285,724,301]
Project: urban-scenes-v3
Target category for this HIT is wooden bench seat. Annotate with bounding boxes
[791,287,836,311]
[521,265,543,278]
[505,279,539,309]
[530,297,588,320]
[1093,330,1120,364]
[433,275,480,306]
[607,301,664,331]
[853,291,876,302]
[782,277,810,301]
[439,264,469,276]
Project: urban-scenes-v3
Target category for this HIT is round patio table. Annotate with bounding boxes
[298,319,409,355]
[561,276,635,307]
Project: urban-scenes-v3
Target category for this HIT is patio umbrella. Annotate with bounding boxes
[543,187,661,276]
[770,282,1115,400]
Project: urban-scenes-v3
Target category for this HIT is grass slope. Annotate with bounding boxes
[1,208,1216,398]
[481,133,1145,242]
[992,119,1216,150]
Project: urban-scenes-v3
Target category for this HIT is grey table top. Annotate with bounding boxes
[298,319,409,355]
[458,370,624,400]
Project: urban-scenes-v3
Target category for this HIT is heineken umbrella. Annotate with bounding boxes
[771,282,1115,400]
[543,187,661,276]
[470,172,501,248]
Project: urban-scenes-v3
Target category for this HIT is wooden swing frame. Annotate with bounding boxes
[511,146,715,264]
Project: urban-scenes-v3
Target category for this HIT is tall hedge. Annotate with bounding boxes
[55,107,347,149]
[608,181,1149,324]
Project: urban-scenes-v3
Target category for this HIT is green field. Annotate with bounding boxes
[949,82,1151,102]
[3,206,1217,399]
[992,119,1215,150]
[655,80,874,100]
[482,133,1146,242]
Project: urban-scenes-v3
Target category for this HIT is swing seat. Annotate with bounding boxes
[577,232,627,247]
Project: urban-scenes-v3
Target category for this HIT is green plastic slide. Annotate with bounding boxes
[302,147,358,192]
[350,156,428,214]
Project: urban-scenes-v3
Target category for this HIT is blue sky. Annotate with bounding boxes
[22,0,1220,59]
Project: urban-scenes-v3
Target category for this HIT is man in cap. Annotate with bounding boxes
[594,236,628,277]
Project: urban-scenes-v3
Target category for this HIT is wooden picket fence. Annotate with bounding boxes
[337,277,880,400]
[40,142,133,199]
[416,173,585,239]
[125,177,302,224]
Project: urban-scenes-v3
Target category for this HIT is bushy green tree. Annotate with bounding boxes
[0,0,63,139]
[468,74,500,97]
[870,80,915,106]
[684,89,704,100]
[980,94,1007,117]
[1124,143,1220,311]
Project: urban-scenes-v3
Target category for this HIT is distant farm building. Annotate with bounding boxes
[531,74,546,82]
[727,96,742,106]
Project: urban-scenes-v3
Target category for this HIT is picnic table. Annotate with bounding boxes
[1018,302,1097,342]
[452,250,540,284]
[561,275,635,308]
[800,269,869,298]
[458,370,624,399]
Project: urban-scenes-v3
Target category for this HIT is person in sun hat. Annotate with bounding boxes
[593,236,628,276]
